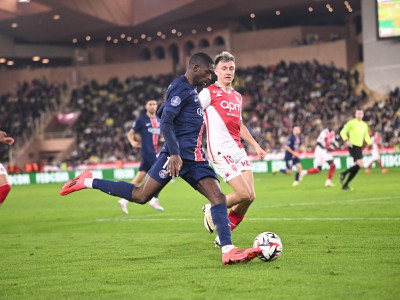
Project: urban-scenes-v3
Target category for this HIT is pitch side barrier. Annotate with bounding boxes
[7,152,400,186]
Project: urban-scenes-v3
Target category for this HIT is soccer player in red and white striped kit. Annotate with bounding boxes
[0,130,14,206]
[300,122,338,187]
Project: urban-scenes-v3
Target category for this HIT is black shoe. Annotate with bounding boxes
[340,173,346,184]
[342,185,350,190]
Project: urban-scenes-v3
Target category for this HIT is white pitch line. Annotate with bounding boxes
[96,217,400,222]
[257,195,400,209]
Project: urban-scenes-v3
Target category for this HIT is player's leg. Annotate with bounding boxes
[325,160,335,187]
[343,149,363,190]
[60,154,169,203]
[378,159,388,173]
[340,147,359,185]
[118,170,147,214]
[195,176,260,264]
[293,159,302,186]
[0,164,11,206]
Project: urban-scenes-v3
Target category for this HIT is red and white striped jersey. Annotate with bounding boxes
[316,128,337,149]
[199,82,243,161]
[372,135,382,152]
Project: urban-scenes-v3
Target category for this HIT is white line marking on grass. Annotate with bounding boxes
[96,217,400,222]
[258,196,400,209]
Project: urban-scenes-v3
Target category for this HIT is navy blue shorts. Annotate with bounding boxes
[147,152,218,188]
[139,154,157,172]
[285,157,300,169]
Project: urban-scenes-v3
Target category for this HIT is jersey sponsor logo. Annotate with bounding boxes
[159,169,168,179]
[147,127,160,135]
[171,96,181,106]
[220,100,240,113]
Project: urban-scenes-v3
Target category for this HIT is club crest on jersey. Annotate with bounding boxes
[159,169,168,179]
[171,96,181,107]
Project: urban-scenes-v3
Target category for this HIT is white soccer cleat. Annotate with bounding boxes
[292,181,299,187]
[118,199,129,215]
[272,167,279,175]
[214,236,221,248]
[299,170,307,181]
[325,179,335,187]
[149,197,164,211]
[202,203,215,234]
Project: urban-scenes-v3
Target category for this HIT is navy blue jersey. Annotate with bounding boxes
[132,114,160,158]
[160,75,206,161]
[284,134,301,160]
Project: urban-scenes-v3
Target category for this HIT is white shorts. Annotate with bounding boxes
[314,147,333,167]
[210,148,252,182]
[0,163,7,175]
[371,150,380,161]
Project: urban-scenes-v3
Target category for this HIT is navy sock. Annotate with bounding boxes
[92,179,135,201]
[295,172,300,181]
[154,192,160,198]
[279,169,286,174]
[211,204,232,247]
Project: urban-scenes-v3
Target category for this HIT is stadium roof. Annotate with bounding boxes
[0,0,360,44]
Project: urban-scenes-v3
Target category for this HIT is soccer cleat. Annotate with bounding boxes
[222,247,261,265]
[149,197,164,211]
[272,167,279,175]
[214,236,221,248]
[339,172,346,184]
[202,203,215,234]
[381,169,388,174]
[364,169,371,174]
[299,170,307,181]
[60,170,92,196]
[118,199,129,214]
[342,185,353,191]
[292,181,299,187]
[325,179,335,187]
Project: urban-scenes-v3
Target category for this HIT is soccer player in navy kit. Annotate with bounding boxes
[60,52,260,265]
[273,126,304,186]
[118,99,164,214]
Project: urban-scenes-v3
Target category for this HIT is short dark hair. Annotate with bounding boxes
[188,52,214,68]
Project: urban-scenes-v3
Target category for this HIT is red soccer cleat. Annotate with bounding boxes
[222,247,261,265]
[381,169,388,174]
[364,169,371,174]
[60,170,93,196]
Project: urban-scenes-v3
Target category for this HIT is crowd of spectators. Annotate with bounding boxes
[364,87,400,147]
[233,60,365,153]
[62,60,369,165]
[0,77,63,162]
[1,61,399,168]
[66,74,173,165]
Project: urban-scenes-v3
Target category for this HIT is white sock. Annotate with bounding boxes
[84,178,93,188]
[221,244,235,254]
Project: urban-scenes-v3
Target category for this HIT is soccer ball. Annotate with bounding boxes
[253,232,282,262]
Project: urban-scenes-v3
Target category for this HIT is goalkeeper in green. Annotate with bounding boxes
[339,109,372,190]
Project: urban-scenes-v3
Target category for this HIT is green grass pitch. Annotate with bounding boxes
[1,168,399,299]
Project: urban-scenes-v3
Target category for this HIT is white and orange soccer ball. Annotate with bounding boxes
[253,232,283,262]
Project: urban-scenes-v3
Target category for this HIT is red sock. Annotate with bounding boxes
[367,162,373,169]
[378,161,383,169]
[328,164,335,180]
[228,209,245,231]
[307,168,320,174]
[0,183,11,206]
